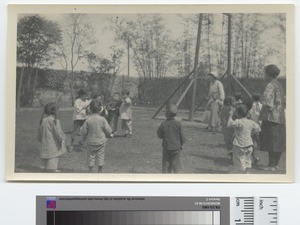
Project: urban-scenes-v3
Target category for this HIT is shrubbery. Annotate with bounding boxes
[16,67,286,109]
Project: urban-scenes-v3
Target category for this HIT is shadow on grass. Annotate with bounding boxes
[188,153,232,167]
[199,143,227,149]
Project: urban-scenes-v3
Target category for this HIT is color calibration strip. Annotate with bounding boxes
[47,211,220,225]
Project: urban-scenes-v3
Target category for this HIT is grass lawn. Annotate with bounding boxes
[15,107,286,174]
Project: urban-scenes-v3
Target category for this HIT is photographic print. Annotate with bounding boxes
[6,4,294,182]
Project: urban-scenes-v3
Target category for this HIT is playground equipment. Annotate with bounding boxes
[151,13,252,121]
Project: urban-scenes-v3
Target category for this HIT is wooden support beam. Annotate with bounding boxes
[176,79,194,107]
[189,13,203,121]
[151,71,194,119]
[230,74,252,99]
[227,13,232,96]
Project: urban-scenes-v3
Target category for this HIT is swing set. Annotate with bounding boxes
[151,13,252,121]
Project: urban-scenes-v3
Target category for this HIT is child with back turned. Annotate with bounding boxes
[227,104,261,172]
[157,104,186,173]
[37,102,66,172]
[86,92,108,118]
[80,99,112,173]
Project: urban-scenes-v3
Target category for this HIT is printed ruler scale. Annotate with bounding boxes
[231,197,278,225]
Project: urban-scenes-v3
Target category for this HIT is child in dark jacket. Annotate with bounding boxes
[156,104,186,173]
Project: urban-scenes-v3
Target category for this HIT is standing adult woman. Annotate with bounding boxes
[205,72,225,132]
[259,64,286,171]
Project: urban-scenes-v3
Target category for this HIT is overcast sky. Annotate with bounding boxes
[18,13,286,77]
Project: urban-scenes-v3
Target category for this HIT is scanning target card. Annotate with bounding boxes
[37,196,278,225]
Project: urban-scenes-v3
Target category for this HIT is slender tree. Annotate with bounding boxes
[56,14,96,104]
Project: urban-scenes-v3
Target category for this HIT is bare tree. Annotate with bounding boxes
[86,46,124,100]
[109,14,172,80]
[55,14,96,104]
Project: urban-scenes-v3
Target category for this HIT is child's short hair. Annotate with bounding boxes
[236,104,249,118]
[44,102,58,116]
[224,96,235,107]
[113,92,120,96]
[234,91,243,101]
[77,89,87,97]
[166,104,178,118]
[92,92,99,99]
[252,93,261,102]
[243,99,253,111]
[90,99,102,113]
[122,90,130,96]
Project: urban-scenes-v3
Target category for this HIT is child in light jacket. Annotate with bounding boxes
[37,102,66,172]
[80,99,112,173]
[227,104,261,173]
[119,90,133,137]
[70,89,91,151]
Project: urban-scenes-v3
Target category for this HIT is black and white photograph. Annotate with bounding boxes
[6,4,294,182]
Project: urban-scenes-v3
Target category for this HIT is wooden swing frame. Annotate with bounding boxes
[151,13,252,120]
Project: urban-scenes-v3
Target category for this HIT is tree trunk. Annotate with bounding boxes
[70,69,75,105]
[30,68,39,106]
[207,14,212,72]
[109,69,117,96]
[16,67,25,109]
[70,75,75,105]
[26,66,33,91]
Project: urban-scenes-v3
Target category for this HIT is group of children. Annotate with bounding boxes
[155,92,263,174]
[36,86,264,174]
[37,89,133,173]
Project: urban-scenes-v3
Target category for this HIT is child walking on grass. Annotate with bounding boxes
[70,89,91,151]
[80,99,112,173]
[119,90,133,137]
[37,102,66,173]
[227,104,261,173]
[157,104,186,173]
